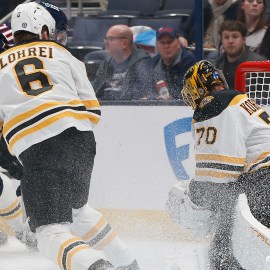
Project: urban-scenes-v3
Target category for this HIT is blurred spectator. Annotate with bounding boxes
[214,20,266,89]
[179,0,240,50]
[0,23,14,51]
[258,18,270,58]
[91,24,150,100]
[237,0,267,52]
[142,27,196,100]
[131,26,157,57]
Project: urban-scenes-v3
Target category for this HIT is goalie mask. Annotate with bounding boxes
[11,2,56,40]
[181,60,228,110]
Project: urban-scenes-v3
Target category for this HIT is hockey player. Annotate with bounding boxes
[0,2,139,270]
[0,23,23,247]
[177,60,270,270]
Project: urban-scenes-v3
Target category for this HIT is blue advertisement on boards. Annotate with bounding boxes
[164,117,193,181]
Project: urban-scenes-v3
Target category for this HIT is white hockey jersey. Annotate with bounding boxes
[193,90,270,184]
[0,41,100,158]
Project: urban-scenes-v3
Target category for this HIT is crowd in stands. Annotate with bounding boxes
[1,0,270,101]
[214,19,266,89]
[79,0,270,101]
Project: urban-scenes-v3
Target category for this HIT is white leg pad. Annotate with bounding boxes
[232,194,270,270]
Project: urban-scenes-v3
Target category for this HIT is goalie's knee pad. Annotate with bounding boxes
[232,193,270,270]
[165,182,216,237]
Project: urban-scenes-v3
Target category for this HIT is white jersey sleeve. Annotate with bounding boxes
[0,41,100,157]
[193,91,270,184]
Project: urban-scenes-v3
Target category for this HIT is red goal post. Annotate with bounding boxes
[235,61,270,106]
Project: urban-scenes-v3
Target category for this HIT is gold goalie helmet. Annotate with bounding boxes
[181,60,228,109]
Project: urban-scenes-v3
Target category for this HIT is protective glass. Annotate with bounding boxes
[54,30,68,45]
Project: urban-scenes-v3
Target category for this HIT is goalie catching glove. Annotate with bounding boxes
[165,181,216,237]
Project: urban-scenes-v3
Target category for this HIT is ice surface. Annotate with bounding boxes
[0,235,209,270]
[0,207,210,270]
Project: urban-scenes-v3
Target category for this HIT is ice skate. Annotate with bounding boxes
[115,260,140,270]
[89,259,140,270]
[88,259,114,270]
[15,230,38,252]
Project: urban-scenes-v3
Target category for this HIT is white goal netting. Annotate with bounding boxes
[245,72,270,106]
[235,61,270,106]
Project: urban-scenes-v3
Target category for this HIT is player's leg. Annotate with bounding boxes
[19,128,111,270]
[69,130,139,269]
[0,171,24,233]
[71,205,139,269]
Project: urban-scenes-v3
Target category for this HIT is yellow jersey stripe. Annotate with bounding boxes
[3,100,98,134]
[228,94,247,106]
[8,110,98,151]
[196,154,246,164]
[196,169,240,178]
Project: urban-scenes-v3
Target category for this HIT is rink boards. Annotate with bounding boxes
[90,104,194,211]
[88,104,197,242]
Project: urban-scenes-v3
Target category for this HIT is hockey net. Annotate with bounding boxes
[235,61,270,106]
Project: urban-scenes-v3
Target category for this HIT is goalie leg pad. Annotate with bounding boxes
[232,193,270,270]
[165,182,216,237]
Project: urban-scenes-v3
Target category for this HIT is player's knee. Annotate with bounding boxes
[72,203,103,224]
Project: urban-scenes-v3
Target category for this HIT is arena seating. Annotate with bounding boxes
[65,0,189,60]
[129,17,182,32]
[155,0,194,21]
[67,16,129,48]
[98,0,161,17]
[67,15,182,49]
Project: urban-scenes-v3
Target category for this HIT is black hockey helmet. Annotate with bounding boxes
[181,60,228,109]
